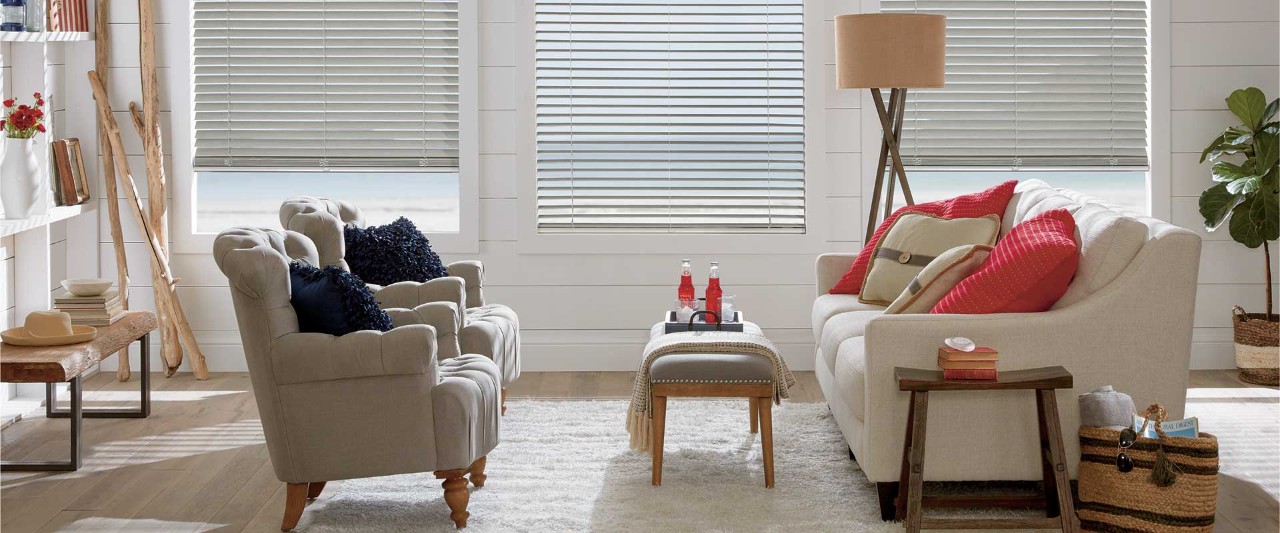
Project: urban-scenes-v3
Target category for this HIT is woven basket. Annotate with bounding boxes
[1233,306,1279,386]
[1077,406,1219,533]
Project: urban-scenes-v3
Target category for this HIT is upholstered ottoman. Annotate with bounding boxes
[645,321,778,488]
[434,354,503,471]
[462,304,522,408]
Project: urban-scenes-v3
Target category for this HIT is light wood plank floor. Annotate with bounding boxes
[0,370,1275,532]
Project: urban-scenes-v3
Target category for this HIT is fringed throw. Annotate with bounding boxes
[627,330,795,451]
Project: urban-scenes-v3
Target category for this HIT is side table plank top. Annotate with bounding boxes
[896,366,1073,392]
[0,311,158,382]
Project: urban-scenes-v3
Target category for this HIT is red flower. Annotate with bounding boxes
[32,92,41,99]
[1,120,6,129]
[33,109,43,118]
[35,99,44,106]
[2,99,12,107]
[17,104,27,110]
[36,124,45,132]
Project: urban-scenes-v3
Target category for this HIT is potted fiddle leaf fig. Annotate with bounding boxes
[1199,87,1279,385]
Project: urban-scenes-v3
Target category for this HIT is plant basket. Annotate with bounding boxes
[1233,306,1279,386]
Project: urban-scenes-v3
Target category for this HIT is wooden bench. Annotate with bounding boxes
[1,310,158,471]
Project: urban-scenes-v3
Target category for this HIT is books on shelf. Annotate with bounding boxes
[47,0,89,32]
[53,288,123,326]
[938,346,999,380]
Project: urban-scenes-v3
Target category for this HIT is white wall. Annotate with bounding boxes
[56,0,1276,374]
[1165,0,1280,368]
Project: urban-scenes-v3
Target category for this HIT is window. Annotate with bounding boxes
[191,0,461,233]
[534,0,805,233]
[881,0,1149,212]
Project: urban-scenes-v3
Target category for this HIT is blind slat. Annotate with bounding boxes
[192,0,459,170]
[535,0,805,233]
[882,0,1148,168]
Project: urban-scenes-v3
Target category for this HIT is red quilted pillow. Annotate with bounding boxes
[829,180,1018,295]
[931,208,1079,314]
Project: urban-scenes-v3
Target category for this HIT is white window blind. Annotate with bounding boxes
[881,0,1148,168]
[535,0,805,233]
[192,0,459,170]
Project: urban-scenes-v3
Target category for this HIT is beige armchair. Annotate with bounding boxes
[213,227,501,530]
[280,196,521,412]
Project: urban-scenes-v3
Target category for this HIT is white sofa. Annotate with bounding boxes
[812,180,1201,516]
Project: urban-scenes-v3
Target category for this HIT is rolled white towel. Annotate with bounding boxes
[1078,385,1135,428]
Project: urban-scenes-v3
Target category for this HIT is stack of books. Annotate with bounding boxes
[53,289,123,326]
[937,346,999,380]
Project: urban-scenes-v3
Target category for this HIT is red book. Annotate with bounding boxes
[943,368,998,381]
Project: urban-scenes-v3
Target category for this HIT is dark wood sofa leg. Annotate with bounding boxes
[435,469,471,529]
[281,483,308,531]
[876,482,900,522]
[307,481,326,499]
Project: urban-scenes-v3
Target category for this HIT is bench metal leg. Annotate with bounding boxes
[1,376,82,471]
[2,334,151,472]
[47,334,150,419]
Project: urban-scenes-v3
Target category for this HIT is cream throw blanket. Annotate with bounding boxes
[627,330,796,451]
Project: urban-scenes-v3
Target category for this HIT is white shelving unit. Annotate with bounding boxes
[0,31,93,43]
[1,4,98,423]
[0,204,85,238]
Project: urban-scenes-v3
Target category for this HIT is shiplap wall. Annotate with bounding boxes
[1167,0,1280,369]
[45,0,1276,374]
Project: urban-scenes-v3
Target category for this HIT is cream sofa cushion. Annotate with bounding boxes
[832,337,868,422]
[811,294,885,341]
[819,310,883,374]
[859,214,1000,305]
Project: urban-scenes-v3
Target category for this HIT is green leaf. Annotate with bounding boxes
[1227,87,1268,130]
[1258,189,1280,242]
[1229,197,1266,248]
[1225,126,1254,145]
[1201,132,1228,163]
[1212,161,1253,182]
[1227,177,1261,195]
[1200,182,1243,231]
[1256,131,1279,173]
[1263,98,1279,124]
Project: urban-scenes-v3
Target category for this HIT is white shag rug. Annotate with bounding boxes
[301,400,1010,532]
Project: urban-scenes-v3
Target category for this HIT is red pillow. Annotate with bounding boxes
[931,208,1079,314]
[829,180,1018,295]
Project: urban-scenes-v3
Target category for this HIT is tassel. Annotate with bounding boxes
[1150,443,1179,487]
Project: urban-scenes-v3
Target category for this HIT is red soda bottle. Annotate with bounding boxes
[678,259,695,306]
[705,262,722,324]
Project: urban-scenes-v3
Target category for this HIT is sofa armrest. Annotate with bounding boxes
[269,326,438,385]
[385,301,463,359]
[816,253,858,295]
[372,276,466,315]
[446,261,486,308]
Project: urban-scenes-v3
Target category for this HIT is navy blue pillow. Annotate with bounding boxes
[343,217,448,286]
[289,261,393,336]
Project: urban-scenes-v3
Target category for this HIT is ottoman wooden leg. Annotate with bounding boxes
[759,396,774,488]
[435,469,471,529]
[749,397,759,434]
[652,395,667,486]
[470,456,487,488]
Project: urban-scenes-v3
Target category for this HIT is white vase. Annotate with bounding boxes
[1,137,44,219]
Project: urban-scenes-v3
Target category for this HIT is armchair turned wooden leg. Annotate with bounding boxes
[435,469,471,529]
[307,481,326,499]
[281,483,308,531]
[469,456,487,488]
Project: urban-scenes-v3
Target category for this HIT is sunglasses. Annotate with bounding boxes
[1116,427,1137,473]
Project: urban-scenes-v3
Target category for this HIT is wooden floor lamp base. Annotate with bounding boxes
[864,87,916,243]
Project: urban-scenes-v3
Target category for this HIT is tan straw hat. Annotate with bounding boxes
[1,311,97,347]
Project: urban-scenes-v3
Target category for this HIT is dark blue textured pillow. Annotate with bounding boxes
[289,261,393,336]
[343,217,448,286]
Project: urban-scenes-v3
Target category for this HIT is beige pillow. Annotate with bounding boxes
[885,244,993,314]
[858,213,1001,305]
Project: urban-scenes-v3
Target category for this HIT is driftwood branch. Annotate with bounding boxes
[88,70,207,380]
[95,0,133,382]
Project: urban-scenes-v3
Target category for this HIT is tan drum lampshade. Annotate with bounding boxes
[835,13,946,89]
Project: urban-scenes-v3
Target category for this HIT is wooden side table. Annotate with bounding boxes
[0,311,158,471]
[893,366,1078,533]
